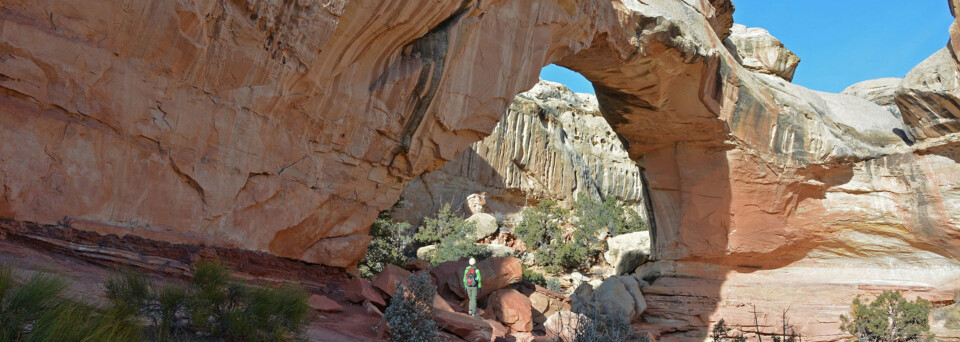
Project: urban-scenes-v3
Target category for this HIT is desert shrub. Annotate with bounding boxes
[522,268,547,286]
[414,203,473,245]
[571,293,634,342]
[515,200,567,252]
[432,241,492,265]
[934,292,960,329]
[546,278,562,293]
[574,196,647,238]
[106,260,310,341]
[711,319,747,342]
[414,203,489,264]
[384,272,439,342]
[515,200,594,272]
[360,218,416,278]
[0,267,141,341]
[840,290,933,342]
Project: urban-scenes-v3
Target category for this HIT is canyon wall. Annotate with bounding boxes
[2,0,960,340]
[393,80,646,225]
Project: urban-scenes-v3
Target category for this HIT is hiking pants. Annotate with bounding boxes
[467,286,478,315]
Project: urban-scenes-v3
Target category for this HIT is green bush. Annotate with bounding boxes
[522,268,547,286]
[414,203,489,264]
[546,278,562,293]
[360,218,416,278]
[0,267,141,341]
[106,260,310,341]
[414,203,474,245]
[710,319,746,342]
[384,272,439,342]
[840,290,933,342]
[573,196,646,238]
[432,241,492,265]
[515,200,592,272]
[515,200,567,252]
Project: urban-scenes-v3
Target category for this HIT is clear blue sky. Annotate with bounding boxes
[540,1,954,94]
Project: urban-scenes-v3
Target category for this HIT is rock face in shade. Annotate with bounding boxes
[2,0,960,341]
[726,24,801,81]
[393,80,646,225]
[896,48,960,139]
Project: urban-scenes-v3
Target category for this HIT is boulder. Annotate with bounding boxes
[517,284,571,325]
[465,213,499,241]
[345,277,386,307]
[464,192,489,216]
[430,257,523,300]
[604,231,651,275]
[726,24,801,81]
[481,243,516,258]
[371,264,412,298]
[594,275,647,323]
[435,309,495,340]
[404,258,433,272]
[416,245,438,261]
[363,300,383,318]
[488,288,534,332]
[433,294,455,312]
[544,311,587,342]
[308,294,342,313]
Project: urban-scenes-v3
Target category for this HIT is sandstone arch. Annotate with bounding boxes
[2,0,960,340]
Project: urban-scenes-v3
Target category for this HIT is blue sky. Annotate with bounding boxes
[540,1,954,94]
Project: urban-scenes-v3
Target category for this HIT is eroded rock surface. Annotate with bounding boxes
[726,24,801,81]
[394,80,647,224]
[2,0,960,340]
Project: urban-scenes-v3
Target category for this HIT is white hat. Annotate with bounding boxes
[469,257,476,265]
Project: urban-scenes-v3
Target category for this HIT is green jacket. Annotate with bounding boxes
[463,266,482,288]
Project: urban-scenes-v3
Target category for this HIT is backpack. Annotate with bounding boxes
[466,267,477,287]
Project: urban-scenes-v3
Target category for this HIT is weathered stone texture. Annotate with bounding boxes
[394,80,646,223]
[3,0,960,340]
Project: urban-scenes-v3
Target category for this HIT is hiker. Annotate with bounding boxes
[463,257,482,317]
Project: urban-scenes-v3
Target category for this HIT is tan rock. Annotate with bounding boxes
[544,311,586,342]
[727,24,801,81]
[465,213,499,242]
[604,231,651,275]
[308,294,342,313]
[488,288,534,332]
[345,277,385,307]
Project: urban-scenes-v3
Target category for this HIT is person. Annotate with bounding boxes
[463,257,482,317]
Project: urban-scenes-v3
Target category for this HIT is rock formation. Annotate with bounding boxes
[2,0,960,340]
[726,24,801,81]
[393,80,646,224]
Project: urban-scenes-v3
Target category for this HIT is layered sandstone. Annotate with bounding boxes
[394,80,646,223]
[1,0,960,341]
[726,24,801,81]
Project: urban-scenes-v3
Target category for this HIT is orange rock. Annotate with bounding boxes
[488,288,533,332]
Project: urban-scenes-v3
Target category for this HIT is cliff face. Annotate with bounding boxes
[394,80,646,224]
[2,0,960,340]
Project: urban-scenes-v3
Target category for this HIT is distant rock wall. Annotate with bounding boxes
[394,80,646,224]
